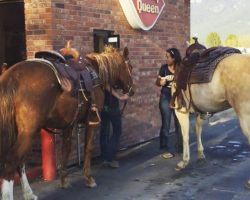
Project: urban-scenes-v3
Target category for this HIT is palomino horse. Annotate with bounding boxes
[0,47,134,200]
[173,47,250,187]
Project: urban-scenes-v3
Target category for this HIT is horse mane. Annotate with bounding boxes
[86,46,122,86]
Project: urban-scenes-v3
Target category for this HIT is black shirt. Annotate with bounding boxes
[158,64,174,97]
[103,90,120,115]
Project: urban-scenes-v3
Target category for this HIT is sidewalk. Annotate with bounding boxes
[14,109,250,200]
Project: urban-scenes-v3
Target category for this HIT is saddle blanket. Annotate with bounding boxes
[189,47,241,84]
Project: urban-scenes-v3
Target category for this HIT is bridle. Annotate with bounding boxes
[120,59,133,116]
[124,59,133,97]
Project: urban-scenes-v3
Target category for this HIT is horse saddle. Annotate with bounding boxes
[189,46,241,84]
[35,50,100,92]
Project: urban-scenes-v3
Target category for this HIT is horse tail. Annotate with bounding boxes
[0,84,17,172]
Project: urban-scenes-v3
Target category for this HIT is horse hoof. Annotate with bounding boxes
[85,177,97,188]
[175,165,184,171]
[24,194,38,200]
[30,195,38,200]
[175,161,188,171]
[175,163,185,171]
[87,181,97,188]
[60,181,72,189]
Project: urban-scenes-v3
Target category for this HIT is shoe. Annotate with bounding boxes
[103,160,120,168]
[161,152,174,159]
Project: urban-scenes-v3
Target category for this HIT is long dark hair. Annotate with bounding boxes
[166,48,182,67]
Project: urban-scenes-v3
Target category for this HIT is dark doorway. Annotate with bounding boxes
[0,0,26,66]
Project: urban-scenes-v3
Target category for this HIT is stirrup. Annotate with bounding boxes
[88,104,101,125]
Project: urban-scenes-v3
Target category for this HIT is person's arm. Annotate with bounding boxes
[156,76,167,87]
[156,65,168,87]
[106,85,129,101]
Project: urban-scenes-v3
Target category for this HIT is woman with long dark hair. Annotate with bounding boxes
[155,48,183,158]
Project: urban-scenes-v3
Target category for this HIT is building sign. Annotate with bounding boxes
[119,0,165,31]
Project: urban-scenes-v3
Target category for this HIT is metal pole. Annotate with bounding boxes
[77,124,82,166]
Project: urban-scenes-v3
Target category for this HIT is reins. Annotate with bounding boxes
[120,100,127,116]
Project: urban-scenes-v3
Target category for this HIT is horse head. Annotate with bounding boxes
[86,46,135,96]
[119,46,135,96]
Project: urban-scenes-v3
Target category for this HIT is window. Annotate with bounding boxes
[93,29,120,53]
[0,0,26,66]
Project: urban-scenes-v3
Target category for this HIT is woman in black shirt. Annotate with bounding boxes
[156,48,183,158]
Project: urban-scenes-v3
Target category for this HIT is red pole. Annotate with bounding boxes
[41,129,56,181]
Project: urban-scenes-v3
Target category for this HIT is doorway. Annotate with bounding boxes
[0,0,26,66]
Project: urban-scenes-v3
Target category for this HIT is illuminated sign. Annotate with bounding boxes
[119,0,165,31]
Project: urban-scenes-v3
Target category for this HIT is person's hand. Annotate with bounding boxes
[119,94,130,101]
[159,78,167,86]
[165,75,174,81]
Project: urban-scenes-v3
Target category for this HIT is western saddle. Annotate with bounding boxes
[35,41,102,125]
[171,37,241,113]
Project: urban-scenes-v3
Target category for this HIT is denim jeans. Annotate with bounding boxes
[100,111,122,162]
[159,94,182,152]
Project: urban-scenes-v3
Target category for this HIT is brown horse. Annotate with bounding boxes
[0,47,134,200]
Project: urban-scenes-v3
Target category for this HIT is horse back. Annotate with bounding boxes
[189,54,250,113]
[189,47,241,84]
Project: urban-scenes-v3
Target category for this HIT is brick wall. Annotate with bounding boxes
[24,0,53,57]
[24,0,190,167]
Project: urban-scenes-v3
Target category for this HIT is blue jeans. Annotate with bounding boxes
[100,111,122,162]
[159,94,182,152]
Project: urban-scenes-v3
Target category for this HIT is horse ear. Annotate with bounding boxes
[123,47,129,59]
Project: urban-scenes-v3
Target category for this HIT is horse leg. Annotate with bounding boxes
[81,87,104,187]
[195,114,206,162]
[17,164,38,200]
[1,179,14,200]
[60,128,73,188]
[236,114,250,189]
[83,123,97,188]
[1,132,37,200]
[175,110,190,171]
[238,114,250,144]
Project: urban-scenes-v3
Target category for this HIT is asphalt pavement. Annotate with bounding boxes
[14,109,250,200]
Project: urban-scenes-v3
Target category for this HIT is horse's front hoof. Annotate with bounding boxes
[175,165,184,171]
[85,177,97,188]
[197,151,206,160]
[60,180,72,189]
[24,194,38,200]
[2,194,12,200]
[175,160,188,171]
